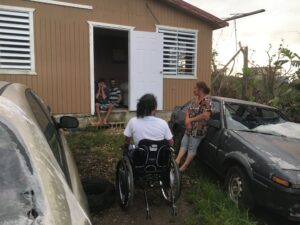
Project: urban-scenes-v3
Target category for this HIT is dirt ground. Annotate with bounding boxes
[91,183,194,225]
[67,128,299,225]
[68,129,196,225]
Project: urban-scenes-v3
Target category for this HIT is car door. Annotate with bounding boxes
[200,99,223,171]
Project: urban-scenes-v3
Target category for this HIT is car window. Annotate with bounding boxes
[0,121,37,220]
[26,91,63,164]
[261,108,279,118]
[181,101,191,112]
[25,90,71,187]
[211,100,221,120]
[224,103,287,131]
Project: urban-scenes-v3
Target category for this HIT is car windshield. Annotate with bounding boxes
[0,120,37,223]
[224,102,289,136]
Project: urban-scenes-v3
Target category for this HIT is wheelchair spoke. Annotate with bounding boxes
[116,157,134,209]
[118,166,126,203]
[170,168,175,187]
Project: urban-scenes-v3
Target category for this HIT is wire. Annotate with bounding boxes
[214,29,224,49]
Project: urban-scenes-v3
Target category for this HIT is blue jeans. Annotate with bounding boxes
[180,134,204,156]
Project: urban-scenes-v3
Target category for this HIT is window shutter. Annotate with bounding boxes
[0,9,32,70]
[158,27,197,77]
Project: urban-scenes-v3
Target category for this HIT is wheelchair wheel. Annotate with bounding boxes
[161,157,181,204]
[116,156,134,209]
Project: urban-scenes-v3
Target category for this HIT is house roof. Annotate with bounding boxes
[160,0,228,29]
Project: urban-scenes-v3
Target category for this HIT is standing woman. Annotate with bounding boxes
[176,81,212,172]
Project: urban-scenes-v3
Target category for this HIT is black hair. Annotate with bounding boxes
[98,78,106,84]
[196,81,210,94]
[136,94,157,118]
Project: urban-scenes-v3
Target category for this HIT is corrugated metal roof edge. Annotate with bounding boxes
[160,0,228,29]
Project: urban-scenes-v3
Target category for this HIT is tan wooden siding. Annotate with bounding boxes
[0,0,213,113]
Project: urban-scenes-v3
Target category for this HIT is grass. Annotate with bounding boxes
[67,128,256,225]
[183,161,256,225]
[67,127,124,182]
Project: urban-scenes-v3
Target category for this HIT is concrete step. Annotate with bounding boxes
[56,110,172,128]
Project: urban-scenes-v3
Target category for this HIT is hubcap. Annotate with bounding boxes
[228,174,242,204]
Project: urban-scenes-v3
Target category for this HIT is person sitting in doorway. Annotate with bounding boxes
[124,94,173,149]
[175,81,213,172]
[109,78,122,108]
[95,79,113,127]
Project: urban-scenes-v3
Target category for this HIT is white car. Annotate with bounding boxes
[0,81,91,225]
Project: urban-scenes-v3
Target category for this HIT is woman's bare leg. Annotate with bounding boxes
[179,154,195,172]
[176,148,187,165]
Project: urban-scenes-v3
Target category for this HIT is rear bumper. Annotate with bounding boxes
[252,174,300,221]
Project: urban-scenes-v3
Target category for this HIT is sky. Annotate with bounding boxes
[185,0,300,73]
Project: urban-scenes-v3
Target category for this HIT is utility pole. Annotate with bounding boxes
[224,9,265,55]
[212,43,249,99]
[222,9,265,99]
[240,43,249,99]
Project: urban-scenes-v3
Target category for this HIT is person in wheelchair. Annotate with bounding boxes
[123,93,173,150]
[116,94,181,218]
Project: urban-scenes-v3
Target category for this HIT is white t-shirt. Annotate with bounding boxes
[124,116,173,145]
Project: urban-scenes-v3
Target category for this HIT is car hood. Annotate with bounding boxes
[234,130,300,171]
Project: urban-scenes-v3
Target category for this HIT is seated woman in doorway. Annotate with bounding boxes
[123,94,173,148]
[109,78,122,108]
[175,81,213,172]
[95,79,113,127]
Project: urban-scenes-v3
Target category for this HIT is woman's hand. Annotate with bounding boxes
[185,117,192,131]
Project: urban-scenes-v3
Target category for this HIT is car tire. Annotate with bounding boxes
[81,177,115,213]
[225,166,255,209]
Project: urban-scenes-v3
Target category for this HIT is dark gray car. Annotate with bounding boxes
[169,96,300,221]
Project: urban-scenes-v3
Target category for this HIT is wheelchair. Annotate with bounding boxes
[116,139,181,219]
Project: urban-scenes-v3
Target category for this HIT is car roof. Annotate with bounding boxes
[212,96,276,110]
[0,81,35,118]
[0,81,10,89]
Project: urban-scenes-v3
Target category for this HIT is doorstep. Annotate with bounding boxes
[54,110,172,129]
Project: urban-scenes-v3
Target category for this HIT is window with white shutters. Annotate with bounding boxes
[0,6,35,73]
[158,26,197,77]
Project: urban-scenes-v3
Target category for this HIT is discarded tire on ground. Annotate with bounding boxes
[81,177,115,213]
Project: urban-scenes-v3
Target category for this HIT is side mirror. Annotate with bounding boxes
[207,119,221,129]
[58,116,79,129]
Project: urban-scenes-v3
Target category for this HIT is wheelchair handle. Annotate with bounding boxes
[170,146,176,153]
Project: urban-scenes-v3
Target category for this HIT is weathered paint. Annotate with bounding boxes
[0,82,91,224]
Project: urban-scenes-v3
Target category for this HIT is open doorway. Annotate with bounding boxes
[89,22,163,113]
[93,27,129,110]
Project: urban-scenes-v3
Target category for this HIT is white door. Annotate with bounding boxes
[129,31,163,111]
